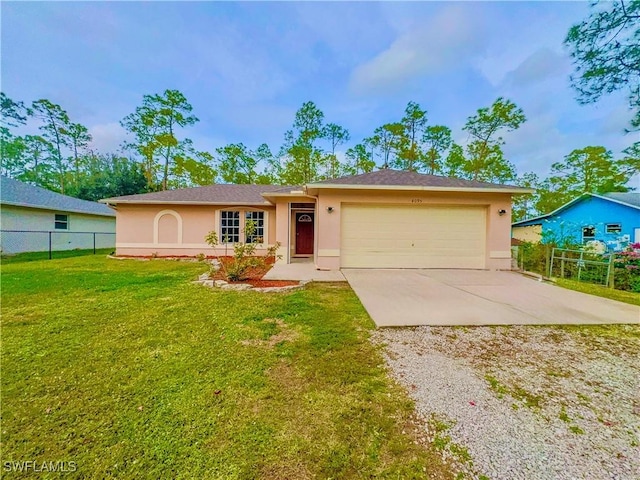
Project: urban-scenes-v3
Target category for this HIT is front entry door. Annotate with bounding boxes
[295,212,314,255]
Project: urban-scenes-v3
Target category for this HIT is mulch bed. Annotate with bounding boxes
[209,257,299,287]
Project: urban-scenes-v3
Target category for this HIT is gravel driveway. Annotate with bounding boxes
[373,325,640,480]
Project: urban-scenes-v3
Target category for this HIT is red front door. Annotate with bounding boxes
[295,212,314,255]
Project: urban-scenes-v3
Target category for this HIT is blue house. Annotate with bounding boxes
[512,192,640,251]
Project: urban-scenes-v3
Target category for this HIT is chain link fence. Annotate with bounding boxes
[549,248,614,287]
[513,241,639,291]
[0,230,116,258]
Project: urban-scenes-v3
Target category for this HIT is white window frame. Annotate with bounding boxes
[54,213,69,230]
[218,209,268,245]
[605,223,622,234]
[245,211,265,244]
[581,225,595,242]
[220,210,241,244]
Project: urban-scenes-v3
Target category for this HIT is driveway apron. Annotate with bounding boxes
[342,269,640,327]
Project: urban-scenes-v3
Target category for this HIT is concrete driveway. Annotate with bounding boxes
[342,269,640,327]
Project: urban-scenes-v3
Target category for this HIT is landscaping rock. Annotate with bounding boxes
[196,274,305,293]
[221,283,253,291]
[252,285,302,293]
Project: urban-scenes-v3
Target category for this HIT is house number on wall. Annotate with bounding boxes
[411,198,423,203]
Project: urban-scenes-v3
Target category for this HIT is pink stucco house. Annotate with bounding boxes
[101,170,530,271]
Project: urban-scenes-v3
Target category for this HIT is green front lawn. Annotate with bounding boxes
[1,256,453,479]
[1,248,114,264]
[556,278,640,306]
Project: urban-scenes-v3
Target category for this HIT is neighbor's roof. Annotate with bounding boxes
[600,192,640,208]
[101,184,297,206]
[512,192,640,227]
[306,169,532,194]
[0,176,115,217]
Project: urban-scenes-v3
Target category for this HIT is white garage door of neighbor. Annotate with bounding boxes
[341,204,487,269]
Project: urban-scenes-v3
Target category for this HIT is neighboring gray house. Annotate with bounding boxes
[0,176,116,254]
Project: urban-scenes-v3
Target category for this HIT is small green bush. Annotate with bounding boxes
[205,221,281,281]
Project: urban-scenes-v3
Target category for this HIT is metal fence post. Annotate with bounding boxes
[93,233,96,254]
[546,245,551,277]
[577,251,584,281]
[607,253,615,289]
[48,231,52,260]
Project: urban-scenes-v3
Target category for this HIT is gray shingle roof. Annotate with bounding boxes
[601,192,640,208]
[1,176,115,217]
[308,169,527,190]
[102,184,296,205]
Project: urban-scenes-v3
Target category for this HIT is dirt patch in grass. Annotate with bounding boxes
[240,318,302,348]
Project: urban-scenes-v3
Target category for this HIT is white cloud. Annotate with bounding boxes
[88,122,128,153]
[349,4,488,94]
[473,3,587,88]
[502,48,570,88]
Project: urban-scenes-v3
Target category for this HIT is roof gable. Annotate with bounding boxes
[1,176,115,217]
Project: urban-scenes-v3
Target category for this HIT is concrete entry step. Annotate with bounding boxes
[263,262,346,282]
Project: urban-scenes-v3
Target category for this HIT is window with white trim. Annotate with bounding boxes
[220,211,240,243]
[54,214,69,230]
[605,223,622,234]
[582,226,595,242]
[245,211,265,243]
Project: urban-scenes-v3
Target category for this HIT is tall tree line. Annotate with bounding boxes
[1,1,638,215]
[2,90,636,219]
[1,93,147,200]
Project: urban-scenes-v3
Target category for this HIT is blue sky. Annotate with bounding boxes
[1,1,634,179]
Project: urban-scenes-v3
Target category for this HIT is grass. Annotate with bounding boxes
[428,415,477,478]
[484,375,508,398]
[1,248,114,264]
[1,255,455,479]
[484,374,542,410]
[555,278,640,306]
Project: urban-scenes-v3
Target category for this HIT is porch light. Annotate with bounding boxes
[498,209,507,216]
[326,206,334,213]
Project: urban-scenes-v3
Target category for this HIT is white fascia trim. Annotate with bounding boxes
[260,192,316,198]
[101,200,274,206]
[589,193,640,211]
[304,184,533,194]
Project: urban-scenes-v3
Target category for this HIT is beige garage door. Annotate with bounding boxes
[341,204,486,269]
